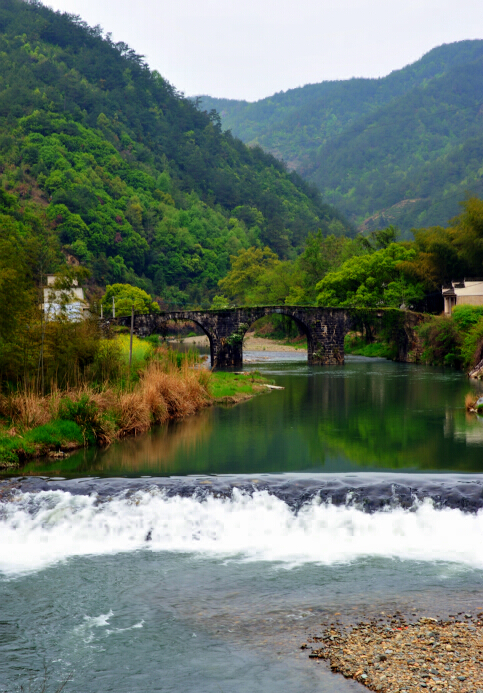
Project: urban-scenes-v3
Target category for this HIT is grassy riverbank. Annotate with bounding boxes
[0,339,274,471]
[210,371,275,402]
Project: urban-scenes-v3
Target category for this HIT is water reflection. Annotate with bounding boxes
[23,408,214,477]
[16,356,483,477]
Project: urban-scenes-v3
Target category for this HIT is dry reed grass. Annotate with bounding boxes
[0,357,212,446]
[139,362,208,421]
[465,392,481,411]
[116,391,151,437]
[0,390,51,428]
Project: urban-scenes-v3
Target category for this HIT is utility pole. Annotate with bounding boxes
[37,272,45,396]
[112,297,115,318]
[100,302,103,319]
[129,302,134,370]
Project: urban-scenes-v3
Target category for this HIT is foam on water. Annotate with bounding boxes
[1,488,482,575]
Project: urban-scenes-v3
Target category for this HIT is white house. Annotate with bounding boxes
[42,274,88,320]
[442,279,483,315]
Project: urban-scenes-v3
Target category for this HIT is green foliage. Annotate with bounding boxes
[344,334,395,359]
[116,334,154,373]
[253,314,302,340]
[209,371,272,399]
[418,317,463,368]
[211,295,231,309]
[91,337,123,383]
[226,323,249,346]
[58,394,99,444]
[200,41,483,232]
[166,347,203,369]
[461,318,483,369]
[358,226,400,251]
[285,232,362,304]
[315,244,425,308]
[26,419,84,447]
[216,232,363,306]
[451,305,483,330]
[0,419,84,466]
[417,304,483,370]
[402,198,483,287]
[102,283,160,316]
[0,224,35,375]
[0,304,105,394]
[218,247,279,302]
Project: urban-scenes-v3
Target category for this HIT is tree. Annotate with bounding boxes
[288,232,362,304]
[247,261,297,305]
[0,222,34,376]
[359,225,400,251]
[316,244,425,308]
[211,295,231,309]
[218,247,279,303]
[401,198,483,288]
[102,283,160,316]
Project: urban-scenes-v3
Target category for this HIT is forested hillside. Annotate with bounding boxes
[199,41,483,233]
[0,0,349,308]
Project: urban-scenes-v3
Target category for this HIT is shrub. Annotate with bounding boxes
[58,394,99,444]
[452,305,483,330]
[90,337,123,383]
[145,334,161,346]
[117,334,153,373]
[418,316,463,368]
[461,316,483,369]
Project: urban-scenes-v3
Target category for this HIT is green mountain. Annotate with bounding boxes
[199,41,483,233]
[0,0,349,308]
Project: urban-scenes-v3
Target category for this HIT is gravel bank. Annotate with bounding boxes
[304,614,483,692]
[182,333,307,353]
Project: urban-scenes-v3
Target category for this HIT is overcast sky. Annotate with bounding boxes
[45,0,483,102]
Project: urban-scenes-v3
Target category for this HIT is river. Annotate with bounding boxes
[1,354,483,692]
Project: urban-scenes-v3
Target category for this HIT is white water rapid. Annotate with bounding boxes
[1,488,482,575]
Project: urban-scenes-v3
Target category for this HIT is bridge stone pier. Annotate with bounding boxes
[112,306,352,368]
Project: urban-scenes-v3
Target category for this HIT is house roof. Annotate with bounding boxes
[442,279,483,297]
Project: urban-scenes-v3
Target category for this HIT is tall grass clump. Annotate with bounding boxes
[0,340,213,467]
[0,389,52,429]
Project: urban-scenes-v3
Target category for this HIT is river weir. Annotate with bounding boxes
[1,356,483,692]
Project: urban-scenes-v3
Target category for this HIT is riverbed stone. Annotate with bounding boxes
[305,614,483,693]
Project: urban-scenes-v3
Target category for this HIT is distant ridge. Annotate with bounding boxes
[198,40,483,233]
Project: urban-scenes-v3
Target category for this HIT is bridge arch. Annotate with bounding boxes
[133,314,217,366]
[236,308,310,355]
[245,308,310,335]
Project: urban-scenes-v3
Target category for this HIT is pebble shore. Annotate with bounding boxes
[304,614,483,692]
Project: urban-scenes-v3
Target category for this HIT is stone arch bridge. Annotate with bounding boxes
[111,306,420,368]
